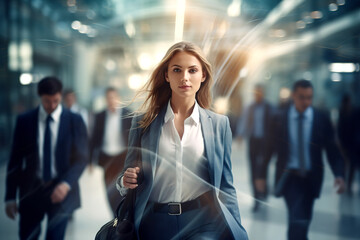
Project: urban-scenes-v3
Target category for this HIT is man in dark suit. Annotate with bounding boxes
[90,87,132,215]
[5,76,88,240]
[256,80,345,240]
[237,84,273,212]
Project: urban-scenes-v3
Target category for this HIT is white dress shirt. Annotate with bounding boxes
[38,104,62,179]
[149,101,211,203]
[287,105,313,170]
[102,108,124,156]
[118,101,212,203]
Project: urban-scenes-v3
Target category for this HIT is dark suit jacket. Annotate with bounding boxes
[5,107,88,213]
[246,101,272,141]
[260,106,345,198]
[89,108,132,163]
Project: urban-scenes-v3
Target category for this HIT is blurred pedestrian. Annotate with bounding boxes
[236,84,274,212]
[4,76,88,240]
[337,94,359,195]
[256,79,345,240]
[89,87,132,215]
[63,88,89,131]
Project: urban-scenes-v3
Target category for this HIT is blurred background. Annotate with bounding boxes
[0,0,360,239]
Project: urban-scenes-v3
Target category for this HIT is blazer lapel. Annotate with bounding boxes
[141,107,167,179]
[56,109,70,171]
[199,108,216,185]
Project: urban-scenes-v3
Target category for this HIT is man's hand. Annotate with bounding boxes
[5,202,18,220]
[51,182,70,204]
[123,167,140,189]
[334,177,346,194]
[255,179,266,193]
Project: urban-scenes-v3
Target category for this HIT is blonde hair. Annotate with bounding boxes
[137,41,213,130]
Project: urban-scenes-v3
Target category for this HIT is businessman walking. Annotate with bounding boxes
[5,76,88,240]
[256,80,345,240]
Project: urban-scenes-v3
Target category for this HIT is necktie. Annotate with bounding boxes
[297,113,306,175]
[43,115,53,182]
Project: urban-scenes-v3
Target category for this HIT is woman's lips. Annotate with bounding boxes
[179,85,191,89]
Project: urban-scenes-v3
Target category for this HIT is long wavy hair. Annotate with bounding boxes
[137,41,213,130]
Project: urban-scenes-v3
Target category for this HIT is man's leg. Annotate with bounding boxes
[45,204,71,240]
[283,175,315,240]
[19,206,45,240]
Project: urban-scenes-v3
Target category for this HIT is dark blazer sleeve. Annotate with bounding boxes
[119,115,143,178]
[219,117,242,225]
[60,114,88,188]
[5,115,25,201]
[321,111,345,178]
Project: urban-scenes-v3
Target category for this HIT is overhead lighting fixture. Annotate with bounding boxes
[71,20,81,30]
[331,73,342,82]
[227,0,241,17]
[311,11,323,19]
[337,0,345,6]
[329,3,338,11]
[296,20,306,29]
[137,53,153,70]
[20,73,33,85]
[128,74,147,90]
[174,0,186,42]
[125,21,136,38]
[329,63,356,73]
[279,87,291,99]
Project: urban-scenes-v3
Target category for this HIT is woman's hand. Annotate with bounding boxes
[123,167,140,189]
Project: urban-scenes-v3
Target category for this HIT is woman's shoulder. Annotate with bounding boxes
[200,108,229,124]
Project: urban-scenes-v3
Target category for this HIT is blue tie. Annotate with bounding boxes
[298,113,306,175]
[43,115,53,182]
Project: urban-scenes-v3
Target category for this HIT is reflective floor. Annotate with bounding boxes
[0,141,359,240]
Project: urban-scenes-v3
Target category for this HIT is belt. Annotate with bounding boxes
[151,191,213,215]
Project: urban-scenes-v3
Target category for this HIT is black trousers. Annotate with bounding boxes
[283,174,315,240]
[98,151,127,215]
[18,181,70,240]
[248,137,267,200]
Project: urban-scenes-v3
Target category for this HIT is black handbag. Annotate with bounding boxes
[95,127,143,240]
[95,187,137,240]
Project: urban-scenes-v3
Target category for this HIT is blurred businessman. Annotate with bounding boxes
[89,87,132,215]
[63,88,89,131]
[236,84,273,212]
[5,76,88,240]
[256,80,345,240]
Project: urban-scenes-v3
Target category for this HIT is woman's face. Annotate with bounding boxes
[165,51,206,100]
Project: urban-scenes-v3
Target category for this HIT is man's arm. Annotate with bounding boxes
[5,115,25,219]
[5,116,24,202]
[322,111,346,193]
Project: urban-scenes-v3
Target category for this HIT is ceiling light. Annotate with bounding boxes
[329,63,356,73]
[71,20,81,30]
[311,11,323,19]
[20,73,33,85]
[329,3,338,11]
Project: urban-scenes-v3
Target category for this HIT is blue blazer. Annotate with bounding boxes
[5,107,88,213]
[260,106,345,198]
[121,106,248,240]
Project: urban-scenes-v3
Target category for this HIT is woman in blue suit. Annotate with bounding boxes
[117,41,248,239]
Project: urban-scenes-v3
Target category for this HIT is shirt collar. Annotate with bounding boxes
[164,100,200,126]
[39,103,62,123]
[290,104,313,119]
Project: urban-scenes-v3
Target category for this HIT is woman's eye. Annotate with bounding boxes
[189,68,198,73]
[173,68,181,72]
